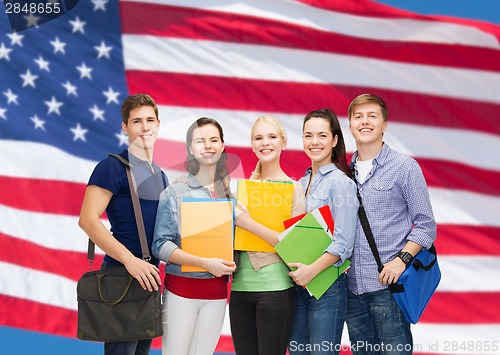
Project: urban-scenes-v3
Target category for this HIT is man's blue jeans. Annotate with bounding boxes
[346,288,412,355]
[104,339,152,355]
[288,273,347,355]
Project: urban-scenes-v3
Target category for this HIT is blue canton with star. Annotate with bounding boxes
[0,0,130,161]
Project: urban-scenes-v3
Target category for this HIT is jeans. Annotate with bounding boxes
[288,273,347,355]
[229,288,296,355]
[346,288,412,355]
[162,291,227,355]
[104,340,152,355]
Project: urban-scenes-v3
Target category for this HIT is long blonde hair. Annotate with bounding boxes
[249,115,288,180]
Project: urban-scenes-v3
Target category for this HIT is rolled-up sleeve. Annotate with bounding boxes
[404,160,437,249]
[152,187,180,263]
[325,177,359,266]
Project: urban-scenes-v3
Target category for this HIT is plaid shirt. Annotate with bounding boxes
[347,143,437,295]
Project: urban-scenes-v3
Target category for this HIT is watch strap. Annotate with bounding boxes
[397,251,413,265]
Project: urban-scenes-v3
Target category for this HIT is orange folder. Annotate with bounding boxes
[180,198,235,272]
[234,180,294,252]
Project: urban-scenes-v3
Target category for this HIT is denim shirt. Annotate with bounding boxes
[348,143,437,295]
[299,164,358,267]
[152,174,216,279]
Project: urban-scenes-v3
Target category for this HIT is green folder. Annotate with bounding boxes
[274,212,350,300]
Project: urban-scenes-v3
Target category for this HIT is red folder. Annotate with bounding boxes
[283,205,334,234]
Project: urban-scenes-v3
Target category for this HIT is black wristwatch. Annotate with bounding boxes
[397,251,413,265]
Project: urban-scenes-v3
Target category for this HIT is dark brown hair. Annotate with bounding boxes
[121,94,159,124]
[185,117,231,198]
[303,108,352,178]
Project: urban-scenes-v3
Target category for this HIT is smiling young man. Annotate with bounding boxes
[78,94,169,355]
[345,94,437,355]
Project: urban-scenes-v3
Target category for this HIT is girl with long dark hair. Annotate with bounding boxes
[152,117,235,355]
[288,108,358,355]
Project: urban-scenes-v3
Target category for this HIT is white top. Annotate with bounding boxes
[356,157,374,184]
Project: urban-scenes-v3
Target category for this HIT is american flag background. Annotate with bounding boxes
[0,0,499,354]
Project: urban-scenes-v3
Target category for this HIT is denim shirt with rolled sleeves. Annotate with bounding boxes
[152,174,217,279]
[299,163,359,267]
[348,143,436,295]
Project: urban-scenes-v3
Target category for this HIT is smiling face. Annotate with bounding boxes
[189,124,225,167]
[121,105,160,151]
[251,121,287,164]
[302,116,338,169]
[349,102,387,148]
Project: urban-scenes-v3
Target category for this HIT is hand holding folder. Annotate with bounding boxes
[275,206,350,300]
[180,198,235,272]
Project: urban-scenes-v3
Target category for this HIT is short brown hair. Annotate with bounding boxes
[348,94,388,122]
[121,94,159,124]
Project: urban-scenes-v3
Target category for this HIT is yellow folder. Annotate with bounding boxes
[180,198,235,272]
[234,180,294,252]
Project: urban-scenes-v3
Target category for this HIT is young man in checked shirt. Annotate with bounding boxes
[345,94,437,355]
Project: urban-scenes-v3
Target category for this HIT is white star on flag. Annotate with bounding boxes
[0,43,12,61]
[34,56,50,72]
[76,62,92,79]
[89,104,105,121]
[115,131,129,147]
[50,37,66,54]
[44,96,63,115]
[3,89,19,105]
[23,13,41,28]
[20,69,38,88]
[91,0,109,11]
[103,87,120,104]
[62,81,78,96]
[70,123,88,141]
[69,17,86,34]
[30,115,46,130]
[94,41,112,59]
[7,33,24,46]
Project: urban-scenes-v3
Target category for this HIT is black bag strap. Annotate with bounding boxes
[389,244,438,293]
[353,174,384,273]
[413,244,437,271]
[353,174,438,293]
[86,153,151,267]
[356,191,385,273]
